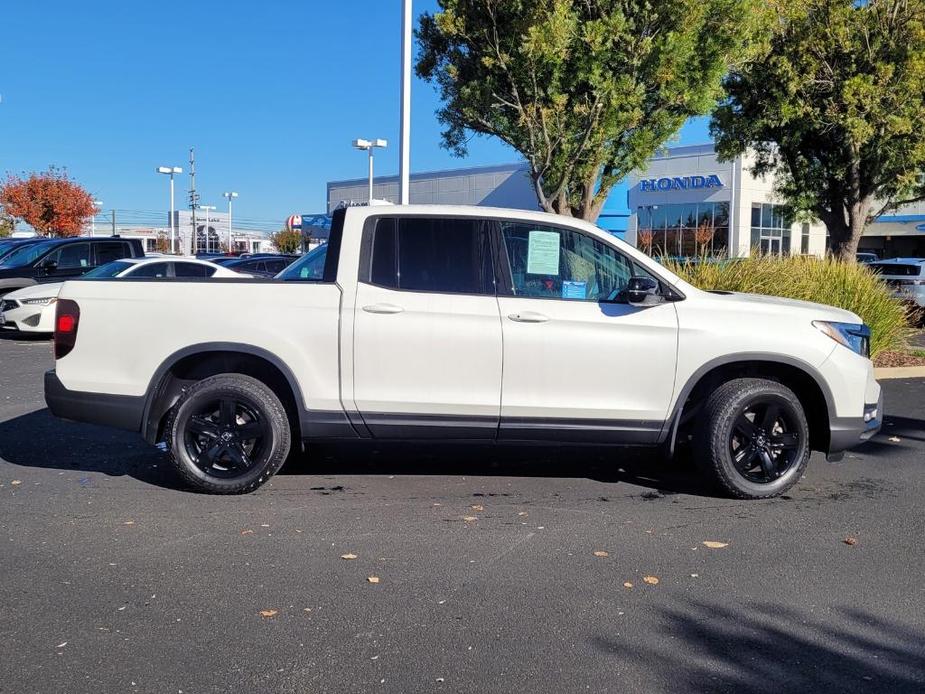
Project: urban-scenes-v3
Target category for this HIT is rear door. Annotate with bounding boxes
[352,216,502,438]
[93,241,132,267]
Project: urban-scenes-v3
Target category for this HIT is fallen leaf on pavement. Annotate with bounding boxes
[259,609,278,618]
[593,551,610,558]
[470,505,484,511]
[240,530,254,535]
[123,521,135,526]
[56,642,67,648]
[702,541,728,549]
[518,512,528,517]
[888,436,901,443]
[623,582,634,588]
[843,537,858,546]
[643,576,660,585]
[341,553,358,560]
[367,576,380,584]
[463,516,478,522]
[11,480,21,486]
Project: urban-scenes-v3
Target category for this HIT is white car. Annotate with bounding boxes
[0,257,250,334]
[45,205,881,499]
[867,258,925,307]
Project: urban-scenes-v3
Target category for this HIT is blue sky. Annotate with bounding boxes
[0,0,711,227]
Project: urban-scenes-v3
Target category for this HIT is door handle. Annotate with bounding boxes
[507,311,550,323]
[363,303,404,315]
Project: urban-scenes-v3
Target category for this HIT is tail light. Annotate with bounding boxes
[54,299,80,359]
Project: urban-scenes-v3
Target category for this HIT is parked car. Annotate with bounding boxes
[856,252,879,263]
[0,257,250,333]
[216,255,300,277]
[867,258,925,307]
[45,206,881,498]
[0,236,144,298]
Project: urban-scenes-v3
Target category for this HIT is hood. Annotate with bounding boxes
[4,282,64,301]
[704,290,863,324]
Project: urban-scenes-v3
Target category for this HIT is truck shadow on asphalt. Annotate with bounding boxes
[2,408,921,496]
[0,408,706,495]
[591,600,925,693]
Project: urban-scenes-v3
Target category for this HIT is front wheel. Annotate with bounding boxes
[695,378,810,499]
[166,373,291,494]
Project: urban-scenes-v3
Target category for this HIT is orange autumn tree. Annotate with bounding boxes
[0,167,95,237]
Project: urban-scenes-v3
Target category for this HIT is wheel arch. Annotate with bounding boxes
[664,353,834,455]
[141,342,305,445]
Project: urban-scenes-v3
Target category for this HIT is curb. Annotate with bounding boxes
[874,366,925,380]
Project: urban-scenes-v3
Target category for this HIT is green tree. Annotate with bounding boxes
[416,0,761,220]
[270,228,303,254]
[711,0,925,260]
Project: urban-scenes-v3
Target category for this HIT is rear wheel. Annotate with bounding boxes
[695,378,810,499]
[166,373,291,494]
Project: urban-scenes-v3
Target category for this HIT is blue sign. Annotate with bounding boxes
[639,174,724,193]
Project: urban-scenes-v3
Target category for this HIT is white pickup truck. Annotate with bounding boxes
[45,205,882,498]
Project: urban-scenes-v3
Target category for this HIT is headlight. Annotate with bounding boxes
[813,321,870,357]
[21,297,56,306]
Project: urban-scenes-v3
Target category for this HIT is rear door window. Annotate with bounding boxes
[94,241,130,265]
[174,263,212,278]
[366,217,493,295]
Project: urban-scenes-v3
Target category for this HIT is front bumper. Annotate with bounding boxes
[0,300,54,333]
[44,369,144,432]
[826,392,883,462]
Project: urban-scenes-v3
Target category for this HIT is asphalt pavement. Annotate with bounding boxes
[1,332,923,694]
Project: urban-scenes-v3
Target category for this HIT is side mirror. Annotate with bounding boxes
[39,259,58,273]
[625,277,659,305]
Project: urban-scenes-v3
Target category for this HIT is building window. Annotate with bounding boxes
[636,202,729,258]
[750,203,792,255]
[801,223,810,255]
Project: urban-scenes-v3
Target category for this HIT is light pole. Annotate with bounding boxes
[200,205,216,254]
[223,192,238,254]
[352,138,388,203]
[156,166,183,253]
[399,0,412,204]
[90,200,103,237]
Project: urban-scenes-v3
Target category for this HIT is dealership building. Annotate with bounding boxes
[327,143,925,259]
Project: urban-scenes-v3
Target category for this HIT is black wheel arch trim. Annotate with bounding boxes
[661,352,838,453]
[140,341,337,444]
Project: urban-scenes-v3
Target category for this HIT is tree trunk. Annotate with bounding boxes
[825,197,872,261]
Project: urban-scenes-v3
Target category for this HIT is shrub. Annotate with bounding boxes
[661,255,913,358]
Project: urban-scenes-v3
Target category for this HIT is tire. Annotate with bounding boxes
[694,378,810,499]
[166,373,292,494]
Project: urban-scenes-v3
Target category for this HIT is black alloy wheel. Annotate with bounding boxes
[696,377,811,499]
[167,373,291,494]
[184,397,269,478]
[729,399,802,484]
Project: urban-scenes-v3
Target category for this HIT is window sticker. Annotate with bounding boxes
[561,280,587,299]
[526,230,560,275]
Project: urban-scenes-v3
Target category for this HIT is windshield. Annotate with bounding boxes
[84,260,133,278]
[277,245,327,280]
[0,240,56,268]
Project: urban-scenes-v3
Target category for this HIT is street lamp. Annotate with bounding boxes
[200,205,216,254]
[223,192,238,254]
[156,166,183,253]
[90,200,103,237]
[352,138,388,203]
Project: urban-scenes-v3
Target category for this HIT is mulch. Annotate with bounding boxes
[874,350,925,368]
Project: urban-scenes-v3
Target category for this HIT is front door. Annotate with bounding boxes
[36,242,92,283]
[352,216,502,439]
[495,222,679,443]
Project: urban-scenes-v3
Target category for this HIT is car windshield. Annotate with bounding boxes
[277,245,326,280]
[84,260,133,278]
[0,240,57,268]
